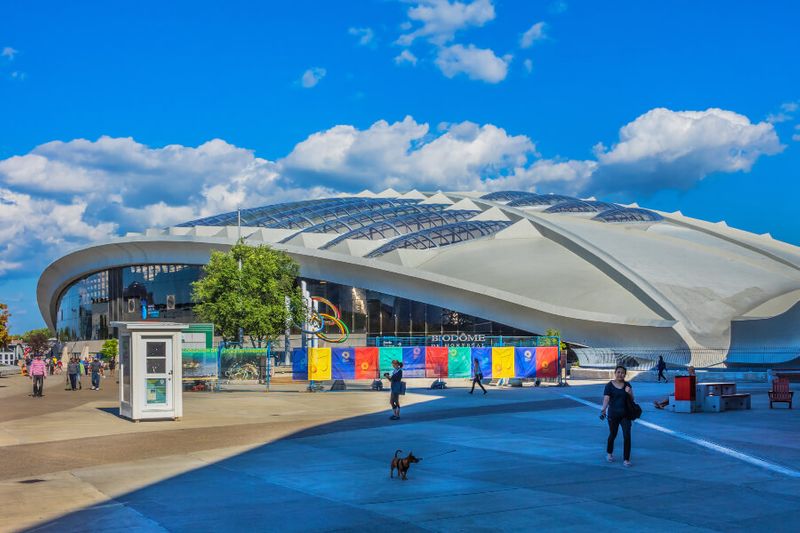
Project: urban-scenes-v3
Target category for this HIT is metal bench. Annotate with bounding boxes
[703,392,751,412]
[768,377,793,409]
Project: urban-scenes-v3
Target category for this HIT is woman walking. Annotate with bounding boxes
[469,357,487,395]
[600,365,635,467]
[656,355,668,383]
[383,360,404,420]
[67,357,80,391]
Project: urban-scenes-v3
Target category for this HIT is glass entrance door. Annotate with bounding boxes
[143,337,172,410]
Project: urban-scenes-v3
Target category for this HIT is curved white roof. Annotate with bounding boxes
[37,190,800,366]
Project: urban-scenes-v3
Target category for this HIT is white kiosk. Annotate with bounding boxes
[112,321,187,422]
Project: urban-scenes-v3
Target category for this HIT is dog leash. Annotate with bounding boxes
[424,449,457,459]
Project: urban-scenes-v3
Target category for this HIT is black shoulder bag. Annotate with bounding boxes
[625,383,642,420]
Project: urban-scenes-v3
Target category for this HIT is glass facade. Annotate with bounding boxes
[56,264,203,341]
[593,207,663,223]
[55,266,532,340]
[301,278,533,338]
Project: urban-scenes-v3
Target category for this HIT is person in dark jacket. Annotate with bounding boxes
[600,365,635,467]
[468,357,487,395]
[656,355,668,383]
[67,357,80,391]
[383,360,404,420]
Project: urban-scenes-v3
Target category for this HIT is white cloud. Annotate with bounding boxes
[523,58,533,73]
[2,47,18,59]
[435,44,511,83]
[300,67,326,88]
[394,50,418,66]
[587,108,783,194]
[397,0,496,46]
[520,22,546,48]
[348,27,375,46]
[0,108,784,278]
[279,116,534,191]
[793,125,800,142]
[549,1,568,14]
[766,101,799,123]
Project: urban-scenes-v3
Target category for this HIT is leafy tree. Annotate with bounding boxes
[22,328,52,343]
[0,303,10,350]
[544,328,568,352]
[192,241,306,347]
[100,339,118,361]
[27,331,51,357]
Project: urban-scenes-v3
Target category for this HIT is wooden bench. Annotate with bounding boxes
[769,377,794,409]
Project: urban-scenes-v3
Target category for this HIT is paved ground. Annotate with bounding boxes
[1,373,799,532]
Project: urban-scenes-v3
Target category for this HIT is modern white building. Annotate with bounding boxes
[37,189,800,368]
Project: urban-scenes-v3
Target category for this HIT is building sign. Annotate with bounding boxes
[428,334,487,346]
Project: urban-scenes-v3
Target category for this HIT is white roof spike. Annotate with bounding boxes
[622,202,640,208]
[715,221,729,227]
[670,210,684,216]
[398,189,427,200]
[354,189,377,198]
[470,206,510,222]
[761,232,773,239]
[445,198,482,211]
[494,219,542,240]
[374,188,401,198]
[420,192,454,205]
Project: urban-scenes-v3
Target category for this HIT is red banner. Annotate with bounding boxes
[535,347,558,378]
[355,347,379,379]
[425,346,448,378]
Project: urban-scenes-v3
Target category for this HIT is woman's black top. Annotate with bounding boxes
[604,380,632,418]
[389,368,403,394]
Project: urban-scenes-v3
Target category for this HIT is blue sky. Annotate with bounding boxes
[1,0,799,332]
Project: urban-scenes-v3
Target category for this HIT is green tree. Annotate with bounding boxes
[27,331,51,356]
[22,328,52,343]
[192,241,306,347]
[544,328,568,352]
[100,338,118,362]
[0,303,10,350]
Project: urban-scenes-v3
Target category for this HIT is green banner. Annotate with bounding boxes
[379,347,402,374]
[448,346,471,377]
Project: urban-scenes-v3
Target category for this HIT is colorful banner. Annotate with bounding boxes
[291,347,308,380]
[290,346,559,381]
[309,347,332,381]
[492,346,515,379]
[471,347,492,378]
[426,346,448,378]
[536,346,559,378]
[355,347,378,379]
[514,347,537,378]
[379,347,402,375]
[448,347,471,378]
[402,346,426,378]
[332,347,355,380]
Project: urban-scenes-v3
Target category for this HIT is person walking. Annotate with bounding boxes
[108,357,116,377]
[383,360,404,420]
[656,355,668,383]
[67,357,80,391]
[83,357,90,376]
[90,357,103,390]
[468,357,487,395]
[600,365,635,467]
[29,355,47,397]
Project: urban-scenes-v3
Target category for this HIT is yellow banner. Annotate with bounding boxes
[492,347,515,378]
[309,347,332,381]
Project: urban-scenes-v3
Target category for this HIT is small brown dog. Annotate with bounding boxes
[390,449,421,480]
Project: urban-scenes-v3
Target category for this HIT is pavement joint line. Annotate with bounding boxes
[561,393,800,479]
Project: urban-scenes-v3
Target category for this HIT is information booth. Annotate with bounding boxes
[111,321,187,421]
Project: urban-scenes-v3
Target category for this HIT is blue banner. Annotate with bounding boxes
[291,348,308,380]
[402,346,426,378]
[332,347,356,379]
[471,347,492,378]
[514,347,537,378]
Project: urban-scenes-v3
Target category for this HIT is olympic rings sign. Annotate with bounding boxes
[299,296,350,344]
